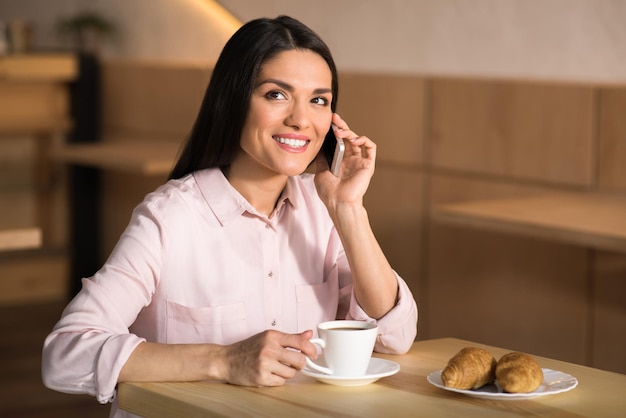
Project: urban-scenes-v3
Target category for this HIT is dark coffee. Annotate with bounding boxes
[328,327,368,331]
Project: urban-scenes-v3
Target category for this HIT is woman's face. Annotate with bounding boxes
[235,49,334,178]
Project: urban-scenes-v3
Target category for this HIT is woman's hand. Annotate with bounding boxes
[314,113,376,214]
[219,329,317,387]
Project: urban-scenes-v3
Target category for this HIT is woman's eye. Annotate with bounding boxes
[312,96,329,106]
[266,90,286,100]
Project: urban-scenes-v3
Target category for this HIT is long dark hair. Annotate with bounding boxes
[169,15,339,180]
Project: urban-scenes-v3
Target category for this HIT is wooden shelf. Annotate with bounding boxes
[0,228,42,252]
[432,192,626,253]
[0,53,77,81]
[0,118,72,135]
[53,142,180,176]
[0,53,77,137]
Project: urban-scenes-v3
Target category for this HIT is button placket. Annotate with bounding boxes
[261,220,281,329]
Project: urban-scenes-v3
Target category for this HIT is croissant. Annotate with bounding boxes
[441,347,497,390]
[496,352,544,393]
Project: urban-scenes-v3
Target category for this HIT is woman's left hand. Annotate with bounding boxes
[314,113,376,212]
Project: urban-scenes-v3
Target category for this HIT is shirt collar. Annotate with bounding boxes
[193,168,297,226]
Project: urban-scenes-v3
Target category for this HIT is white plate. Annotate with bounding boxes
[301,357,400,386]
[427,368,578,400]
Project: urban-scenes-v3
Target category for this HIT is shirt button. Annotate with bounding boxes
[265,224,271,229]
[268,271,273,278]
[271,320,277,326]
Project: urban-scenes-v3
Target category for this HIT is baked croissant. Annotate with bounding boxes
[496,352,544,393]
[441,347,497,390]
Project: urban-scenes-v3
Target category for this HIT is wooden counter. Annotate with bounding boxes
[118,337,626,418]
[432,192,626,253]
[53,141,179,176]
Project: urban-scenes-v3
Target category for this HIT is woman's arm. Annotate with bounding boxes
[42,195,320,402]
[315,113,400,319]
[118,330,317,387]
[331,203,398,319]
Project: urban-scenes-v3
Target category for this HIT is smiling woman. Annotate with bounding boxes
[42,16,417,418]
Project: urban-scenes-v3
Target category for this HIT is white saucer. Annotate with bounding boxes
[427,368,578,400]
[301,357,400,386]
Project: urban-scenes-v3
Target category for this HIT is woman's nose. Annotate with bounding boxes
[284,102,310,130]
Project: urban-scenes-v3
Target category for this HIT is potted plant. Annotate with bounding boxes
[56,11,116,55]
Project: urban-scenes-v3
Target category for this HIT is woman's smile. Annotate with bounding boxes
[273,134,310,152]
[232,49,334,178]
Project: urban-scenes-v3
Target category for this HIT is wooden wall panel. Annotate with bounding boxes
[429,173,553,206]
[426,223,588,363]
[364,166,423,296]
[338,73,425,299]
[430,79,595,186]
[598,88,626,193]
[425,174,589,362]
[592,251,626,374]
[338,73,425,166]
[0,253,68,304]
[101,60,211,140]
[100,171,165,262]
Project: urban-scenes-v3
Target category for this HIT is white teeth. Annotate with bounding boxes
[275,137,307,148]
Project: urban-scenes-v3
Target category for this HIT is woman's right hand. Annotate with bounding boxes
[218,329,317,387]
[119,329,317,387]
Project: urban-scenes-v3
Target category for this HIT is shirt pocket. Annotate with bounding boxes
[295,276,339,333]
[166,300,248,345]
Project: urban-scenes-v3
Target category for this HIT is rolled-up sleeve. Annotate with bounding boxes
[42,279,147,403]
[348,272,418,355]
[42,200,162,403]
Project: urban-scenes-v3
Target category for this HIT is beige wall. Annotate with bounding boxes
[0,0,240,62]
[219,0,626,83]
[2,0,626,82]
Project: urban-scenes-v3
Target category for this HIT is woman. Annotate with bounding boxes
[42,15,417,416]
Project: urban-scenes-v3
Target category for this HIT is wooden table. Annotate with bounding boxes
[118,338,626,417]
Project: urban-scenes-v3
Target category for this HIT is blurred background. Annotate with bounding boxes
[0,1,625,416]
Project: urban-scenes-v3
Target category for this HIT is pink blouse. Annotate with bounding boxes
[42,168,418,412]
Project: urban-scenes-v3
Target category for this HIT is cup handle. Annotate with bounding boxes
[305,338,333,375]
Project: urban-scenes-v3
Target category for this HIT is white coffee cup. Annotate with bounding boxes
[305,320,378,377]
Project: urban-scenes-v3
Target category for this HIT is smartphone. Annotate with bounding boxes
[321,125,345,176]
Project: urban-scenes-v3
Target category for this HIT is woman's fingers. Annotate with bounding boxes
[332,113,357,140]
[223,330,315,387]
[332,113,376,160]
